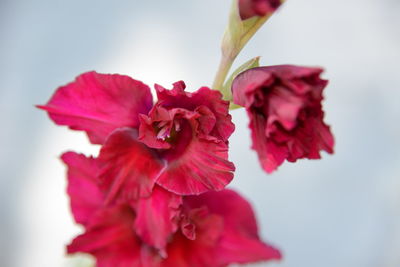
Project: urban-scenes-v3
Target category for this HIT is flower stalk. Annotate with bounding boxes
[212,0,278,100]
[212,54,235,96]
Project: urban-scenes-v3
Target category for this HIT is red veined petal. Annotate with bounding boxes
[38,71,153,144]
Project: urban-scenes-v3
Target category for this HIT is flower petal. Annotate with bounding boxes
[98,128,165,203]
[161,208,224,267]
[156,137,235,195]
[133,186,182,254]
[285,113,335,161]
[38,71,153,144]
[155,82,235,142]
[186,190,282,265]
[251,112,288,173]
[265,85,305,131]
[138,82,236,195]
[216,230,282,265]
[185,190,257,237]
[67,205,143,267]
[232,65,334,173]
[61,152,104,225]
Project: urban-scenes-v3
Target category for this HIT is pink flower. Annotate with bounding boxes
[238,0,282,20]
[62,153,281,266]
[61,152,182,255]
[39,72,235,196]
[137,81,235,195]
[232,65,334,173]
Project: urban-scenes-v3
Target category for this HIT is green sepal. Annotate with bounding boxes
[221,56,260,110]
[229,102,243,110]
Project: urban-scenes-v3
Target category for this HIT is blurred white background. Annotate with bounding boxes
[1,0,400,266]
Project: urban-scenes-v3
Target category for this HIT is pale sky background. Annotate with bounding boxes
[1,0,400,267]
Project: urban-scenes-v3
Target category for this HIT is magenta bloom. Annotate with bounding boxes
[62,152,281,266]
[238,0,282,20]
[137,81,235,195]
[39,72,235,196]
[232,65,334,173]
[62,152,182,255]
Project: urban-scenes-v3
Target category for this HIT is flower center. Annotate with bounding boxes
[155,119,181,144]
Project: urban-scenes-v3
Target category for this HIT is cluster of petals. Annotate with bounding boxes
[38,71,235,196]
[39,71,281,266]
[238,0,283,20]
[63,151,281,266]
[232,65,334,173]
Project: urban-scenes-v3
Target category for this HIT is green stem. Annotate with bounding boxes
[212,17,270,95]
[212,53,235,94]
[211,0,277,98]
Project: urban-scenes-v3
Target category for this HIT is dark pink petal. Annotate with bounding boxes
[185,208,223,246]
[67,205,143,267]
[251,113,288,173]
[38,71,153,144]
[284,114,334,162]
[216,230,282,265]
[138,106,198,150]
[137,82,235,195]
[186,190,282,265]
[138,112,172,150]
[98,128,165,203]
[239,0,282,20]
[194,88,235,141]
[232,67,273,108]
[161,209,224,267]
[265,85,305,132]
[195,106,217,138]
[61,152,103,226]
[156,136,235,195]
[232,65,334,173]
[155,82,235,142]
[133,186,182,254]
[186,190,258,236]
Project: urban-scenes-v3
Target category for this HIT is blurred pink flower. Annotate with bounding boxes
[238,0,282,20]
[232,65,334,173]
[62,152,281,266]
[62,152,182,255]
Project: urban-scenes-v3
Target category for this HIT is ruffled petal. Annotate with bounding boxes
[98,128,165,203]
[138,106,198,150]
[156,137,235,195]
[155,82,234,142]
[133,186,182,255]
[232,65,334,173]
[138,82,235,195]
[285,113,335,162]
[38,71,153,144]
[61,152,104,225]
